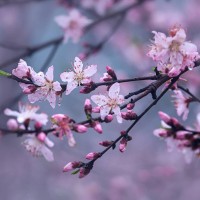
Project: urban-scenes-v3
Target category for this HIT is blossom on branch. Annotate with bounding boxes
[4,102,48,125]
[91,82,124,123]
[60,57,97,95]
[22,133,54,162]
[55,9,92,43]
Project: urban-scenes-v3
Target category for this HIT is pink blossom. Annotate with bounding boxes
[63,161,82,172]
[81,0,114,16]
[84,99,92,115]
[92,106,100,113]
[91,83,124,123]
[27,66,62,108]
[4,102,48,125]
[104,114,113,123]
[22,134,54,162]
[51,114,76,147]
[147,27,200,75]
[55,9,92,43]
[7,119,18,131]
[72,124,87,133]
[100,73,112,82]
[85,121,103,134]
[119,138,127,152]
[127,103,134,110]
[99,140,112,147]
[79,167,90,179]
[60,57,97,95]
[158,111,171,125]
[86,152,99,160]
[171,90,191,121]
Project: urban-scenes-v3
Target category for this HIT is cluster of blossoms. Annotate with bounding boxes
[154,111,200,163]
[147,24,200,77]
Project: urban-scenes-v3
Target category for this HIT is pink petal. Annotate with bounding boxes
[41,146,54,162]
[81,77,91,84]
[91,95,108,106]
[4,108,20,118]
[44,137,54,148]
[32,72,45,86]
[100,105,111,120]
[109,82,120,99]
[53,81,62,91]
[113,106,122,123]
[66,80,78,95]
[46,91,57,108]
[54,15,70,29]
[60,71,75,82]
[116,94,125,104]
[83,65,97,77]
[74,57,83,73]
[28,89,46,103]
[45,66,54,82]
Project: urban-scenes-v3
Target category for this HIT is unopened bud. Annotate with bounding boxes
[63,161,83,172]
[100,73,113,82]
[79,87,93,94]
[37,132,46,142]
[84,99,92,115]
[72,124,87,133]
[23,85,37,94]
[99,141,112,147]
[93,121,102,134]
[92,106,100,113]
[127,103,135,110]
[158,111,171,125]
[127,136,132,141]
[78,53,87,60]
[79,168,91,178]
[119,138,127,152]
[106,66,117,80]
[171,117,183,129]
[104,114,113,123]
[121,130,126,136]
[86,152,99,160]
[7,119,18,131]
[121,110,137,120]
[34,121,42,131]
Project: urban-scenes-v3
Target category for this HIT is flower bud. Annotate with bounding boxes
[23,85,37,94]
[120,130,126,136]
[37,132,46,142]
[121,110,137,120]
[86,152,99,160]
[158,111,171,125]
[79,87,93,94]
[127,136,132,141]
[34,121,42,131]
[106,66,117,80]
[72,124,87,133]
[119,138,127,152]
[99,141,112,147]
[78,53,87,60]
[104,114,113,123]
[63,161,82,172]
[7,119,18,131]
[127,103,135,110]
[79,168,90,178]
[100,73,113,82]
[84,99,92,115]
[176,131,190,140]
[93,121,102,134]
[92,106,100,113]
[171,117,183,129]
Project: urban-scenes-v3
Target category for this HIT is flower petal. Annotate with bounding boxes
[100,105,111,120]
[113,106,122,123]
[83,65,97,77]
[46,91,57,108]
[109,82,120,99]
[66,80,78,95]
[91,95,108,106]
[74,57,83,73]
[53,81,62,91]
[41,146,54,162]
[60,71,75,82]
[45,66,54,82]
[116,95,125,105]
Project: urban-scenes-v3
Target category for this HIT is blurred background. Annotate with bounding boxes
[1,0,200,199]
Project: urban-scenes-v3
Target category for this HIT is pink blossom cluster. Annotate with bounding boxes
[154,111,200,163]
[147,25,200,77]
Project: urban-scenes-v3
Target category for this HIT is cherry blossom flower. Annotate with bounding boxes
[147,26,200,76]
[22,133,54,162]
[4,102,48,125]
[51,114,76,147]
[7,119,18,131]
[81,0,114,16]
[26,66,62,108]
[55,9,92,43]
[60,57,97,95]
[91,83,124,123]
[171,90,191,121]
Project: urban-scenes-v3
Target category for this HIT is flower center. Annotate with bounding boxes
[74,71,84,85]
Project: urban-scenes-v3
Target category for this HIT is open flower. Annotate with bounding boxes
[60,57,97,95]
[55,9,92,43]
[4,102,48,125]
[171,90,191,121]
[51,114,76,147]
[27,66,62,108]
[22,133,54,162]
[91,82,124,123]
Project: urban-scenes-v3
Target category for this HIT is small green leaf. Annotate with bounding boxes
[50,117,58,125]
[158,126,171,130]
[152,67,155,71]
[71,169,80,175]
[87,115,91,120]
[0,70,10,76]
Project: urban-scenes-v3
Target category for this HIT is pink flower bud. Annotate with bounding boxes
[121,110,137,120]
[104,114,113,123]
[82,41,90,47]
[158,111,171,125]
[84,99,92,115]
[119,138,127,152]
[84,123,92,128]
[23,85,37,94]
[99,141,112,147]
[63,161,82,172]
[168,68,181,77]
[79,168,90,178]
[171,117,183,129]
[127,136,132,141]
[176,131,190,140]
[100,73,113,82]
[72,124,87,133]
[86,152,99,160]
[82,81,94,86]
[127,103,135,110]
[79,87,93,94]
[7,119,18,131]
[120,130,126,136]
[92,106,100,113]
[78,53,87,60]
[37,132,46,142]
[34,121,42,131]
[106,66,117,80]
[93,121,102,134]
